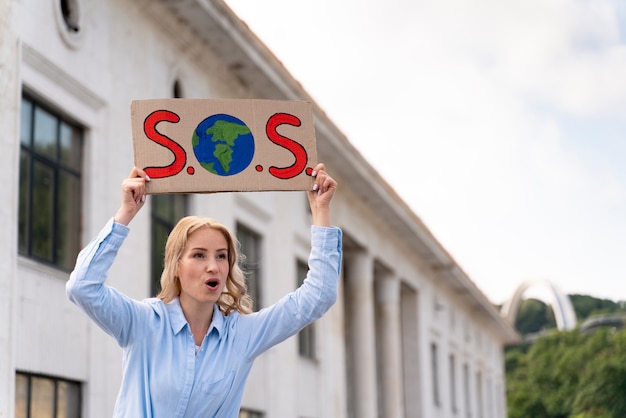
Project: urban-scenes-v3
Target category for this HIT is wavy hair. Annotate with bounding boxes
[156,216,253,315]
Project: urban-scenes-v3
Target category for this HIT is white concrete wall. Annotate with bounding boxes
[0,1,19,417]
[1,0,512,417]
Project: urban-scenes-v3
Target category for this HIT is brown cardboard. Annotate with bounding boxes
[131,99,318,194]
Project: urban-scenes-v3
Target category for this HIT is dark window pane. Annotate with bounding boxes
[151,222,170,295]
[151,194,187,296]
[34,107,57,159]
[237,225,261,311]
[450,354,457,412]
[30,377,54,418]
[56,380,81,418]
[239,410,265,418]
[21,99,33,146]
[32,161,54,261]
[57,171,81,269]
[297,260,315,359]
[173,79,183,98]
[153,194,173,219]
[172,195,186,220]
[59,122,81,170]
[15,373,82,418]
[19,95,83,269]
[464,363,470,415]
[18,150,31,255]
[15,373,28,418]
[153,194,187,221]
[431,343,440,406]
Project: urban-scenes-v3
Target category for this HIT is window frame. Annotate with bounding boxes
[450,353,458,414]
[236,223,263,311]
[476,370,484,418]
[18,93,83,271]
[15,371,82,418]
[150,193,188,296]
[296,258,316,360]
[431,342,441,407]
[463,362,472,418]
[238,409,265,418]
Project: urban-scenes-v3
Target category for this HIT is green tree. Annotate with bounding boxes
[572,330,626,417]
[510,294,626,337]
[506,328,626,418]
[515,298,556,335]
[569,294,623,319]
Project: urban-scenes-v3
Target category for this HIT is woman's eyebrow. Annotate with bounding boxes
[189,247,228,252]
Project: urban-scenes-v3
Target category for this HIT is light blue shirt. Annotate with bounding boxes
[66,219,342,418]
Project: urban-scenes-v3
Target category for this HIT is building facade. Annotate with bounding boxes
[0,0,518,417]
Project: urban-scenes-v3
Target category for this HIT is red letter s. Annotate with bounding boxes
[266,113,308,180]
[143,110,186,179]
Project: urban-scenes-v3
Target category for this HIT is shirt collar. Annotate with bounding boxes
[166,298,224,338]
[209,304,225,337]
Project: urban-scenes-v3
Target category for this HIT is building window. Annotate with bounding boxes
[151,194,187,295]
[486,377,492,418]
[476,371,484,418]
[173,79,184,99]
[19,95,83,271]
[15,371,81,418]
[463,363,471,418]
[495,382,503,418]
[297,259,315,359]
[450,354,458,414]
[431,342,440,407]
[60,0,80,32]
[236,224,262,311]
[239,409,264,418]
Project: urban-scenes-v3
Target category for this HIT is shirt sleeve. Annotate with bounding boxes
[236,225,342,359]
[66,218,154,347]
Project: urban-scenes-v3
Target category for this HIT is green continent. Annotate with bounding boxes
[199,161,217,174]
[214,143,233,173]
[205,120,250,146]
[204,120,249,173]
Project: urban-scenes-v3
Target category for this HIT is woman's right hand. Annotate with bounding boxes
[113,167,151,226]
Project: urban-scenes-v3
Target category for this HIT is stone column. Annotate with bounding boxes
[344,250,378,418]
[376,273,405,418]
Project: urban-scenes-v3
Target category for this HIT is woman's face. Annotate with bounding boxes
[177,226,229,309]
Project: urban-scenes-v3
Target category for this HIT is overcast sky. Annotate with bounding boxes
[226,0,626,305]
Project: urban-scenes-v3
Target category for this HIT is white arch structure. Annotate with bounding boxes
[501,279,577,331]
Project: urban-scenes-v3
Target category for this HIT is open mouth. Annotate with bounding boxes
[205,279,219,290]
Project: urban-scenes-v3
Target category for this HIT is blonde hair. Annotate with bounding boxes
[156,216,253,315]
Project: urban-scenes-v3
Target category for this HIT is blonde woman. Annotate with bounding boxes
[67,164,341,417]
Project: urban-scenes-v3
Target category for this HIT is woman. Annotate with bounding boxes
[66,164,342,417]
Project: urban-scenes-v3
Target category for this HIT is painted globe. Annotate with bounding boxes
[192,114,255,176]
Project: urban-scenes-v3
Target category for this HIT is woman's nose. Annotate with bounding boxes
[206,258,217,272]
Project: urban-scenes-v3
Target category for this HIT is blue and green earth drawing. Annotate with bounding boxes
[192,114,255,176]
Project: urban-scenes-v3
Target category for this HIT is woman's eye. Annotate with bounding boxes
[217,253,227,260]
[194,253,205,259]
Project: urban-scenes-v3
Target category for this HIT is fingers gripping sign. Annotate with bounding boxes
[114,167,151,226]
[307,163,337,227]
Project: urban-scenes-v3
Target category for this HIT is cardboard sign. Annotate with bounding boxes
[131,99,318,194]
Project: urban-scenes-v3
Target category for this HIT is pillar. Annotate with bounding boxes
[376,273,405,418]
[344,250,377,418]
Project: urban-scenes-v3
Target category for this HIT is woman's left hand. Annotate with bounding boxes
[307,163,337,227]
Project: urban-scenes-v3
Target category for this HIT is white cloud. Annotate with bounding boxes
[228,0,626,303]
